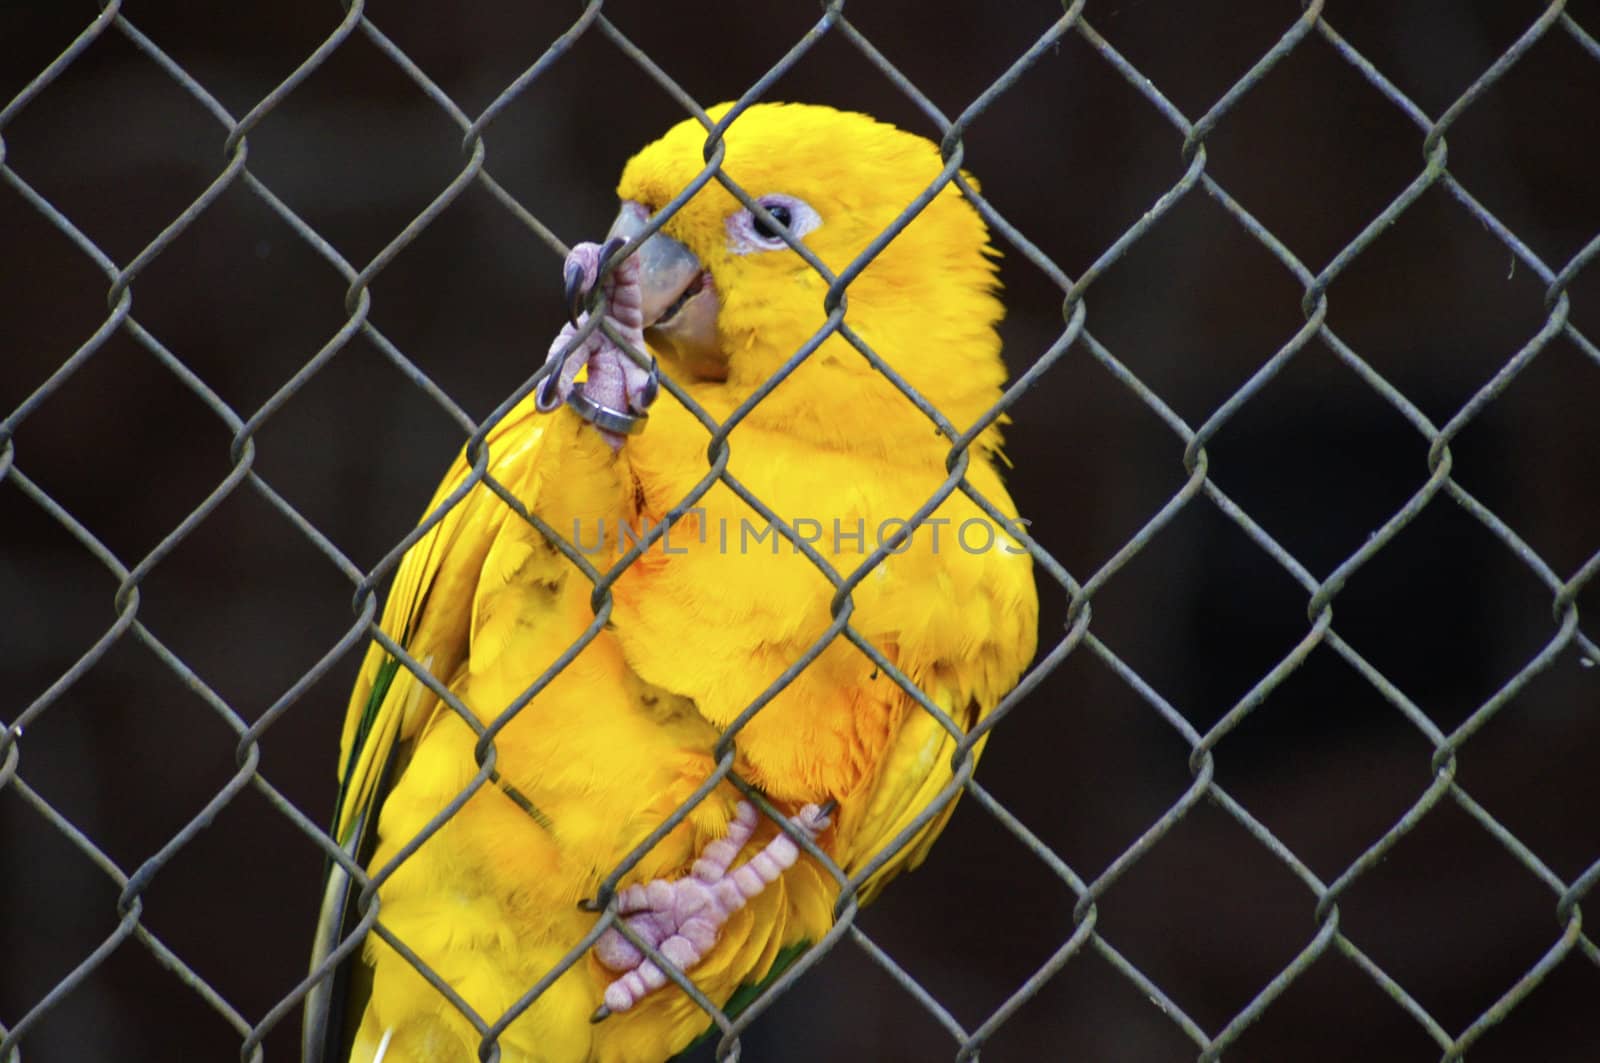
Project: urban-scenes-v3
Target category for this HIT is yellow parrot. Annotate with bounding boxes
[304,101,1038,1063]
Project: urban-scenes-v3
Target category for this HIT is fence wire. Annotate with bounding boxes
[3,2,1598,1062]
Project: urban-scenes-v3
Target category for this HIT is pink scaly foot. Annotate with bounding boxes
[536,237,659,449]
[590,801,833,1020]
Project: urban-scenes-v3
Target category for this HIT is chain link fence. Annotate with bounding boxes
[3,1,1598,1060]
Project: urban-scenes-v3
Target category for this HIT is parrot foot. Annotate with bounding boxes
[591,800,832,1020]
[537,238,659,447]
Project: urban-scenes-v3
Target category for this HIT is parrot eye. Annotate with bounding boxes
[727,194,821,254]
[751,204,792,240]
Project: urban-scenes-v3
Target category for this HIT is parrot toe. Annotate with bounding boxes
[591,801,832,1019]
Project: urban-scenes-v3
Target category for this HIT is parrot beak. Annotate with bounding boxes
[606,201,727,380]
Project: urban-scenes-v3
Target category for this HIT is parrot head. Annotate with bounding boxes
[604,102,1009,439]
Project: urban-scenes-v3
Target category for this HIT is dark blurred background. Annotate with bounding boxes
[4,2,1599,1060]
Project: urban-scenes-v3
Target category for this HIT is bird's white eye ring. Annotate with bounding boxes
[727,194,821,254]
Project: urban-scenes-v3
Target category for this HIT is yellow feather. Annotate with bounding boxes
[313,102,1039,1063]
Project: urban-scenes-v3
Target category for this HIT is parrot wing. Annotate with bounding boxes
[303,396,552,1063]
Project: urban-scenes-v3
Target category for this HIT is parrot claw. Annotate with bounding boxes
[591,801,832,1017]
[563,259,587,326]
[565,236,629,325]
[596,234,629,271]
[535,346,571,412]
[540,238,658,447]
[641,360,660,407]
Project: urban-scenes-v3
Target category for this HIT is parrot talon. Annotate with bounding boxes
[638,361,660,409]
[567,236,627,324]
[597,234,629,273]
[589,1004,612,1024]
[536,347,572,412]
[591,801,832,1015]
[563,260,587,326]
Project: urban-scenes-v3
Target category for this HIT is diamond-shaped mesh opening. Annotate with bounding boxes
[127,180,356,416]
[1446,663,1600,882]
[131,485,361,713]
[1225,949,1451,1062]
[1203,32,1426,269]
[1338,796,1570,1030]
[1324,1,1559,121]
[1,777,127,1009]
[4,3,1598,1061]
[1334,496,1564,730]
[1445,23,1600,264]
[1211,644,1442,869]
[146,783,333,1024]
[1077,186,1314,423]
[20,638,245,863]
[1326,182,1564,423]
[2,33,224,267]
[1093,800,1320,1022]
[7,330,242,562]
[1204,351,1433,575]
[1448,332,1600,573]
[852,802,1085,1021]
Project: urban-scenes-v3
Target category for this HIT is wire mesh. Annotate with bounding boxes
[3,1,1598,1061]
